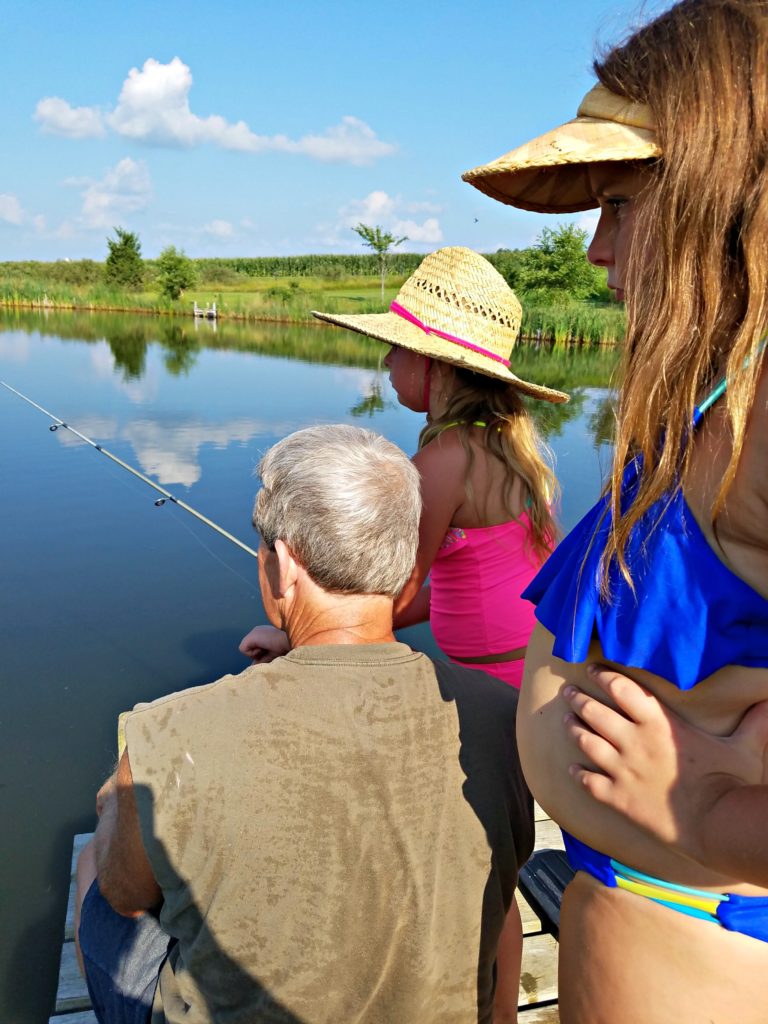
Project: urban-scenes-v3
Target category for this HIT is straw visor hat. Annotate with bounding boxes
[312,247,568,404]
[463,84,660,214]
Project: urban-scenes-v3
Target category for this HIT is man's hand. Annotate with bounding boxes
[95,771,117,817]
[562,664,768,882]
[239,625,290,663]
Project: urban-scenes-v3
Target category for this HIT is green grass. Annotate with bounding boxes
[0,265,626,344]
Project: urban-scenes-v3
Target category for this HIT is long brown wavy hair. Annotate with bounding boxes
[595,0,768,589]
[419,366,558,560]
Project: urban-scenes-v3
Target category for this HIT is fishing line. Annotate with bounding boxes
[1,379,260,561]
[77,451,259,593]
[158,501,260,592]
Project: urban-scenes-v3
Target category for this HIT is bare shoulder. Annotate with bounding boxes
[413,428,469,470]
[412,431,470,504]
[727,362,768,542]
[690,362,768,595]
[745,362,768,505]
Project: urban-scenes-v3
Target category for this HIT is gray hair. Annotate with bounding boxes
[253,424,421,597]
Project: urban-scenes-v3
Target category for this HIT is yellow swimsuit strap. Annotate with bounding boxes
[437,419,488,432]
[611,859,725,915]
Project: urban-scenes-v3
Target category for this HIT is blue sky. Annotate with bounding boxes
[1,0,667,262]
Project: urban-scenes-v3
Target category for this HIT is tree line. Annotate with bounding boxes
[0,222,611,306]
[105,228,196,300]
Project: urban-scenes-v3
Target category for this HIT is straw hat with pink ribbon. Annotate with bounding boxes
[312,246,569,404]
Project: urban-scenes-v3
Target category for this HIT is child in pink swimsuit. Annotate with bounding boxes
[313,247,567,687]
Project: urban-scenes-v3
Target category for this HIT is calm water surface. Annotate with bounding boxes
[0,310,617,1023]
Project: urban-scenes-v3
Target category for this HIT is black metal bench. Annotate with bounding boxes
[518,849,575,940]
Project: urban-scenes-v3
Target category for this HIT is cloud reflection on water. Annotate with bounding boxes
[54,414,292,487]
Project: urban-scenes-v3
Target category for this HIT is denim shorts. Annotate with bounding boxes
[79,879,174,1024]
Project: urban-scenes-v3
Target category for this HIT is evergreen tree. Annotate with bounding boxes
[104,228,144,289]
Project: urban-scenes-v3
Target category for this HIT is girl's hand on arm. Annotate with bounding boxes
[239,625,290,663]
[563,665,768,883]
[393,438,466,626]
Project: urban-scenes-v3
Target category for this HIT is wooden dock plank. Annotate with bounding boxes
[49,1012,98,1024]
[518,1005,560,1022]
[53,941,91,1014]
[533,818,564,852]
[519,934,559,1005]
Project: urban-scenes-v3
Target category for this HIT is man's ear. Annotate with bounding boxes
[274,538,300,597]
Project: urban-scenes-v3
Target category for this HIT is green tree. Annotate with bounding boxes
[517,224,605,300]
[160,323,200,376]
[353,223,407,302]
[349,380,393,418]
[488,247,525,289]
[105,326,148,380]
[104,227,144,289]
[156,245,196,301]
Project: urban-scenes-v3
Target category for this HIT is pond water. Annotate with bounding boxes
[0,309,618,1024]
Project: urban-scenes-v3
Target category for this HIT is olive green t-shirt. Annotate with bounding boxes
[126,643,533,1024]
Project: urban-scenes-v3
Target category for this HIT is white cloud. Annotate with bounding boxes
[325,190,443,249]
[0,194,47,233]
[344,190,396,224]
[391,217,443,244]
[34,96,106,138]
[283,116,396,166]
[107,58,259,151]
[0,194,24,225]
[69,157,152,229]
[54,220,77,240]
[203,219,234,238]
[35,57,395,165]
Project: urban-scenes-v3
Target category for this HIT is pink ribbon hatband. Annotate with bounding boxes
[389,301,510,367]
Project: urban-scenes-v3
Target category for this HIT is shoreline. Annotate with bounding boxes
[0,298,622,346]
[0,297,321,328]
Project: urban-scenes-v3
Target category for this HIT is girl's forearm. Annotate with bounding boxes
[393,585,431,630]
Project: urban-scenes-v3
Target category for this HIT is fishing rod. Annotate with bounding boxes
[1,379,260,560]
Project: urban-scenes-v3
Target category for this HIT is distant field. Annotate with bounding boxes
[0,258,625,345]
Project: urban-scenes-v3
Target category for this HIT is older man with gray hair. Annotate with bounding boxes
[75,424,534,1024]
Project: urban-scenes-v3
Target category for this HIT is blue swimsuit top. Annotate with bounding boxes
[522,388,768,690]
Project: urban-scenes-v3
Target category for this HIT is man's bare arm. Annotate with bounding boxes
[93,749,162,915]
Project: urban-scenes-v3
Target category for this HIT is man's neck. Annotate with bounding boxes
[282,594,396,649]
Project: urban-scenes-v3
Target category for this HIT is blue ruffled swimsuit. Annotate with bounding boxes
[522,382,768,942]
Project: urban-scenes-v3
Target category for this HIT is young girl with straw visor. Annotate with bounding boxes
[463,1,768,1020]
[313,247,567,688]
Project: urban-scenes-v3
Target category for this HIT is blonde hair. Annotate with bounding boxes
[419,367,558,559]
[594,0,768,589]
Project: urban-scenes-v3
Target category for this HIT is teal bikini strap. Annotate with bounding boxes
[693,338,766,427]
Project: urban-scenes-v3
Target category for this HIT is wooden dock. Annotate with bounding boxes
[49,810,562,1023]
